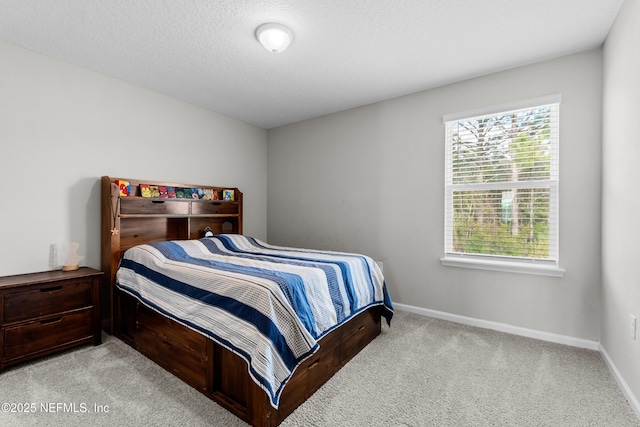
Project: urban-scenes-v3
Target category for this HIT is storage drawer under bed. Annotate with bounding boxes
[135,303,210,390]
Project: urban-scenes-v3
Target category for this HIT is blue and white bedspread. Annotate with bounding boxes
[116,234,393,408]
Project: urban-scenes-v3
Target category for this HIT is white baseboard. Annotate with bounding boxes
[394,302,599,350]
[599,344,640,421]
[394,303,639,422]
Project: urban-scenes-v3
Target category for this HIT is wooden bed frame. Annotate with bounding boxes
[100,176,383,427]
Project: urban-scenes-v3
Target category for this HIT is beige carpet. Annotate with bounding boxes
[0,310,638,426]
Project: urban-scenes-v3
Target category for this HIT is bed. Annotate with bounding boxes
[100,176,393,427]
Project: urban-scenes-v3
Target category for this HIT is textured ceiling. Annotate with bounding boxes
[0,0,624,129]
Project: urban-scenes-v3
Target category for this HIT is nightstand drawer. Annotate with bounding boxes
[4,280,93,323]
[3,309,93,358]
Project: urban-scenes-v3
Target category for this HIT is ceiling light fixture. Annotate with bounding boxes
[256,23,293,53]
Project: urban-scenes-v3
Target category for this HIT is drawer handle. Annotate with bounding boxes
[40,316,63,325]
[151,200,165,204]
[211,202,222,206]
[40,286,62,293]
[307,359,320,370]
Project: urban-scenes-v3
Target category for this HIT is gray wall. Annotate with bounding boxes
[268,49,603,342]
[602,0,640,408]
[0,40,268,276]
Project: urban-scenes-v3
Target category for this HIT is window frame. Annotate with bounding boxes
[440,95,565,277]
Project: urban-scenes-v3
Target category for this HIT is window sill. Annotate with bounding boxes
[440,256,565,277]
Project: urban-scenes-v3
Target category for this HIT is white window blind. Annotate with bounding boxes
[443,96,562,275]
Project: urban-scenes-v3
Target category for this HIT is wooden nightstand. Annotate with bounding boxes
[0,267,102,371]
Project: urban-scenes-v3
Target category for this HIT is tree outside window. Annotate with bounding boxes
[444,100,559,264]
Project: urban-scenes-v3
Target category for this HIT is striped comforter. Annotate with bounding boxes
[116,234,393,408]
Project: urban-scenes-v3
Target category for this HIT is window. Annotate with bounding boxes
[441,95,564,277]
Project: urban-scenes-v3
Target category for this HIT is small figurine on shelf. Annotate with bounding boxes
[223,189,234,201]
[202,226,214,238]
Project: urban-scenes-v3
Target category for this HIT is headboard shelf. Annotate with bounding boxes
[100,176,243,333]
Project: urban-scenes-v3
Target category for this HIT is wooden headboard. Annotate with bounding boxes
[100,176,243,333]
